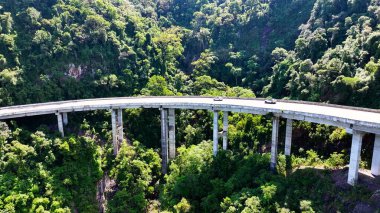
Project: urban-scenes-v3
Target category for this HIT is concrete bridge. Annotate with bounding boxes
[0,96,380,185]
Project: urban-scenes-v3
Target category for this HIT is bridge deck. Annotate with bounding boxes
[0,97,380,134]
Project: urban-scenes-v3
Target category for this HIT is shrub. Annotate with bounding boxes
[325,152,345,168]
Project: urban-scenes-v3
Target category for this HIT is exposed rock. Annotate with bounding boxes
[67,63,87,80]
[97,172,117,213]
[370,190,380,209]
[331,167,351,190]
[352,202,376,213]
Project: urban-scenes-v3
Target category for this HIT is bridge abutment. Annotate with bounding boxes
[348,130,363,185]
[371,134,380,176]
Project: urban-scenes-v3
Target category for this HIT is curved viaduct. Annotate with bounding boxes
[0,96,380,185]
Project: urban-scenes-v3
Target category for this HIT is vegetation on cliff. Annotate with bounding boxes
[1,0,380,212]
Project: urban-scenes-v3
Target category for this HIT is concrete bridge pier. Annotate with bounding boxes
[270,116,280,171]
[284,119,293,156]
[223,111,228,150]
[161,108,169,174]
[348,130,363,185]
[111,109,123,155]
[117,109,123,146]
[371,134,380,176]
[168,109,176,159]
[213,110,219,156]
[63,112,68,126]
[56,112,64,137]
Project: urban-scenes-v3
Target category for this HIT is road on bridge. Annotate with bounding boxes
[0,97,380,134]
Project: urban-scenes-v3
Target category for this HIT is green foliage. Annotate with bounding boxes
[141,75,175,96]
[161,142,370,213]
[173,198,192,213]
[0,0,314,105]
[264,0,380,108]
[0,0,192,105]
[1,0,379,109]
[325,152,345,168]
[241,196,261,213]
[191,50,218,77]
[108,141,161,212]
[0,120,162,212]
[305,150,323,166]
[161,141,213,209]
[152,27,184,76]
[1,0,380,212]
[0,124,102,212]
[300,200,315,213]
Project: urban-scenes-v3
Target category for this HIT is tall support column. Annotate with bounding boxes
[284,119,293,156]
[348,130,363,185]
[56,113,64,137]
[168,109,176,159]
[111,109,123,155]
[213,110,219,156]
[161,109,169,174]
[63,112,68,126]
[111,110,118,155]
[270,116,280,171]
[371,134,380,176]
[223,111,228,150]
[117,109,123,146]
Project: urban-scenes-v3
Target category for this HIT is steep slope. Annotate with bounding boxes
[158,0,316,89]
[0,0,183,106]
[264,0,380,108]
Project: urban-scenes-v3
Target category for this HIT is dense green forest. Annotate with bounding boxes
[1,0,380,212]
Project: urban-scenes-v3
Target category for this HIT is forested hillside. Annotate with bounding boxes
[265,0,380,108]
[0,0,315,105]
[2,0,380,107]
[1,0,380,212]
